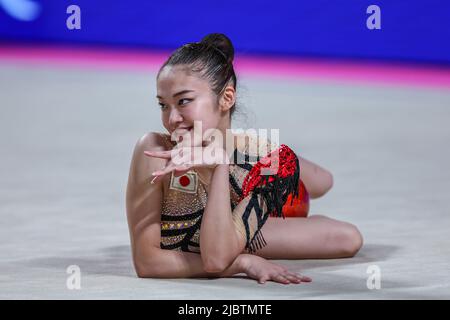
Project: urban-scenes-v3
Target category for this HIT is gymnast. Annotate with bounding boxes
[126,33,363,284]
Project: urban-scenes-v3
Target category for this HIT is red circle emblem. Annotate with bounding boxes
[179,175,190,187]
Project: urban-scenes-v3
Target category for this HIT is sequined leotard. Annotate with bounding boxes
[159,133,309,254]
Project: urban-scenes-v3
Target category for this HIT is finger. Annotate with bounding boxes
[152,162,176,177]
[153,152,193,179]
[295,273,312,282]
[150,175,158,184]
[152,167,174,178]
[299,275,312,282]
[144,150,172,159]
[283,273,302,284]
[173,166,191,177]
[178,127,203,148]
[258,276,269,284]
[284,270,301,279]
[150,164,170,184]
[171,148,193,166]
[272,274,290,285]
[150,171,170,184]
[172,131,200,148]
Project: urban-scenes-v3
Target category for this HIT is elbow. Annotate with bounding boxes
[133,255,161,278]
[201,241,241,273]
[202,256,232,274]
[135,262,162,278]
[203,263,228,274]
[136,270,148,278]
[134,259,151,278]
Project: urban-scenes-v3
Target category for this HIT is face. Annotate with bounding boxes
[156,65,234,146]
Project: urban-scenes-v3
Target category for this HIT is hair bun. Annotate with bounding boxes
[200,33,234,64]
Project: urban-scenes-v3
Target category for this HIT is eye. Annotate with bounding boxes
[158,102,167,110]
[179,98,192,106]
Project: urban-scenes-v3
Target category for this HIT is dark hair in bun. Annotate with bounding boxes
[158,33,238,117]
[200,33,234,64]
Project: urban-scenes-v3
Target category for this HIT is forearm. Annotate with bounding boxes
[200,164,241,268]
[135,248,244,279]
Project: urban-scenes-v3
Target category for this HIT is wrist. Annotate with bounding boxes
[209,163,229,176]
[212,147,230,167]
[214,163,229,170]
[235,254,251,273]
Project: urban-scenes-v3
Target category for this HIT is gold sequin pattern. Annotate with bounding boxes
[190,228,200,244]
[161,219,198,230]
[160,175,207,250]
[161,235,186,247]
[161,185,207,216]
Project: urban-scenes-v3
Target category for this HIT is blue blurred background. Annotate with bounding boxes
[1,0,449,64]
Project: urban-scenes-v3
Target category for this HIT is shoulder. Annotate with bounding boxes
[134,132,172,153]
[128,132,171,185]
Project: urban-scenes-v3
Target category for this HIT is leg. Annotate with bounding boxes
[298,156,333,199]
[254,215,363,259]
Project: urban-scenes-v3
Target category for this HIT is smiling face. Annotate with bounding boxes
[157,64,234,145]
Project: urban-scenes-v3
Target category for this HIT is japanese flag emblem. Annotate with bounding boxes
[169,171,198,194]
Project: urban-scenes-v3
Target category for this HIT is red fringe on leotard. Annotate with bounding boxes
[240,144,300,252]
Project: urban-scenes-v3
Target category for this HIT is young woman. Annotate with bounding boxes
[126,33,363,285]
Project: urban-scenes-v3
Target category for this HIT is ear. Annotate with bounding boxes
[219,85,236,112]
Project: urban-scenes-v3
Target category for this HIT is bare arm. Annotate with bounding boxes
[298,156,334,199]
[126,133,245,278]
[136,247,245,279]
[135,247,309,285]
[200,164,246,272]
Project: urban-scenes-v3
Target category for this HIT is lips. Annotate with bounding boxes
[174,126,193,132]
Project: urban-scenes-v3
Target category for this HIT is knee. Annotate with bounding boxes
[333,223,363,258]
[307,172,334,199]
[324,172,334,193]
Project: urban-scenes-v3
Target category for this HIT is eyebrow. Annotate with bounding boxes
[156,90,195,99]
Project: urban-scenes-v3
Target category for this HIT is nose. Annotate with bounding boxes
[168,107,183,129]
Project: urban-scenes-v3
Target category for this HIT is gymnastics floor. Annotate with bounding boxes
[1,47,450,299]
